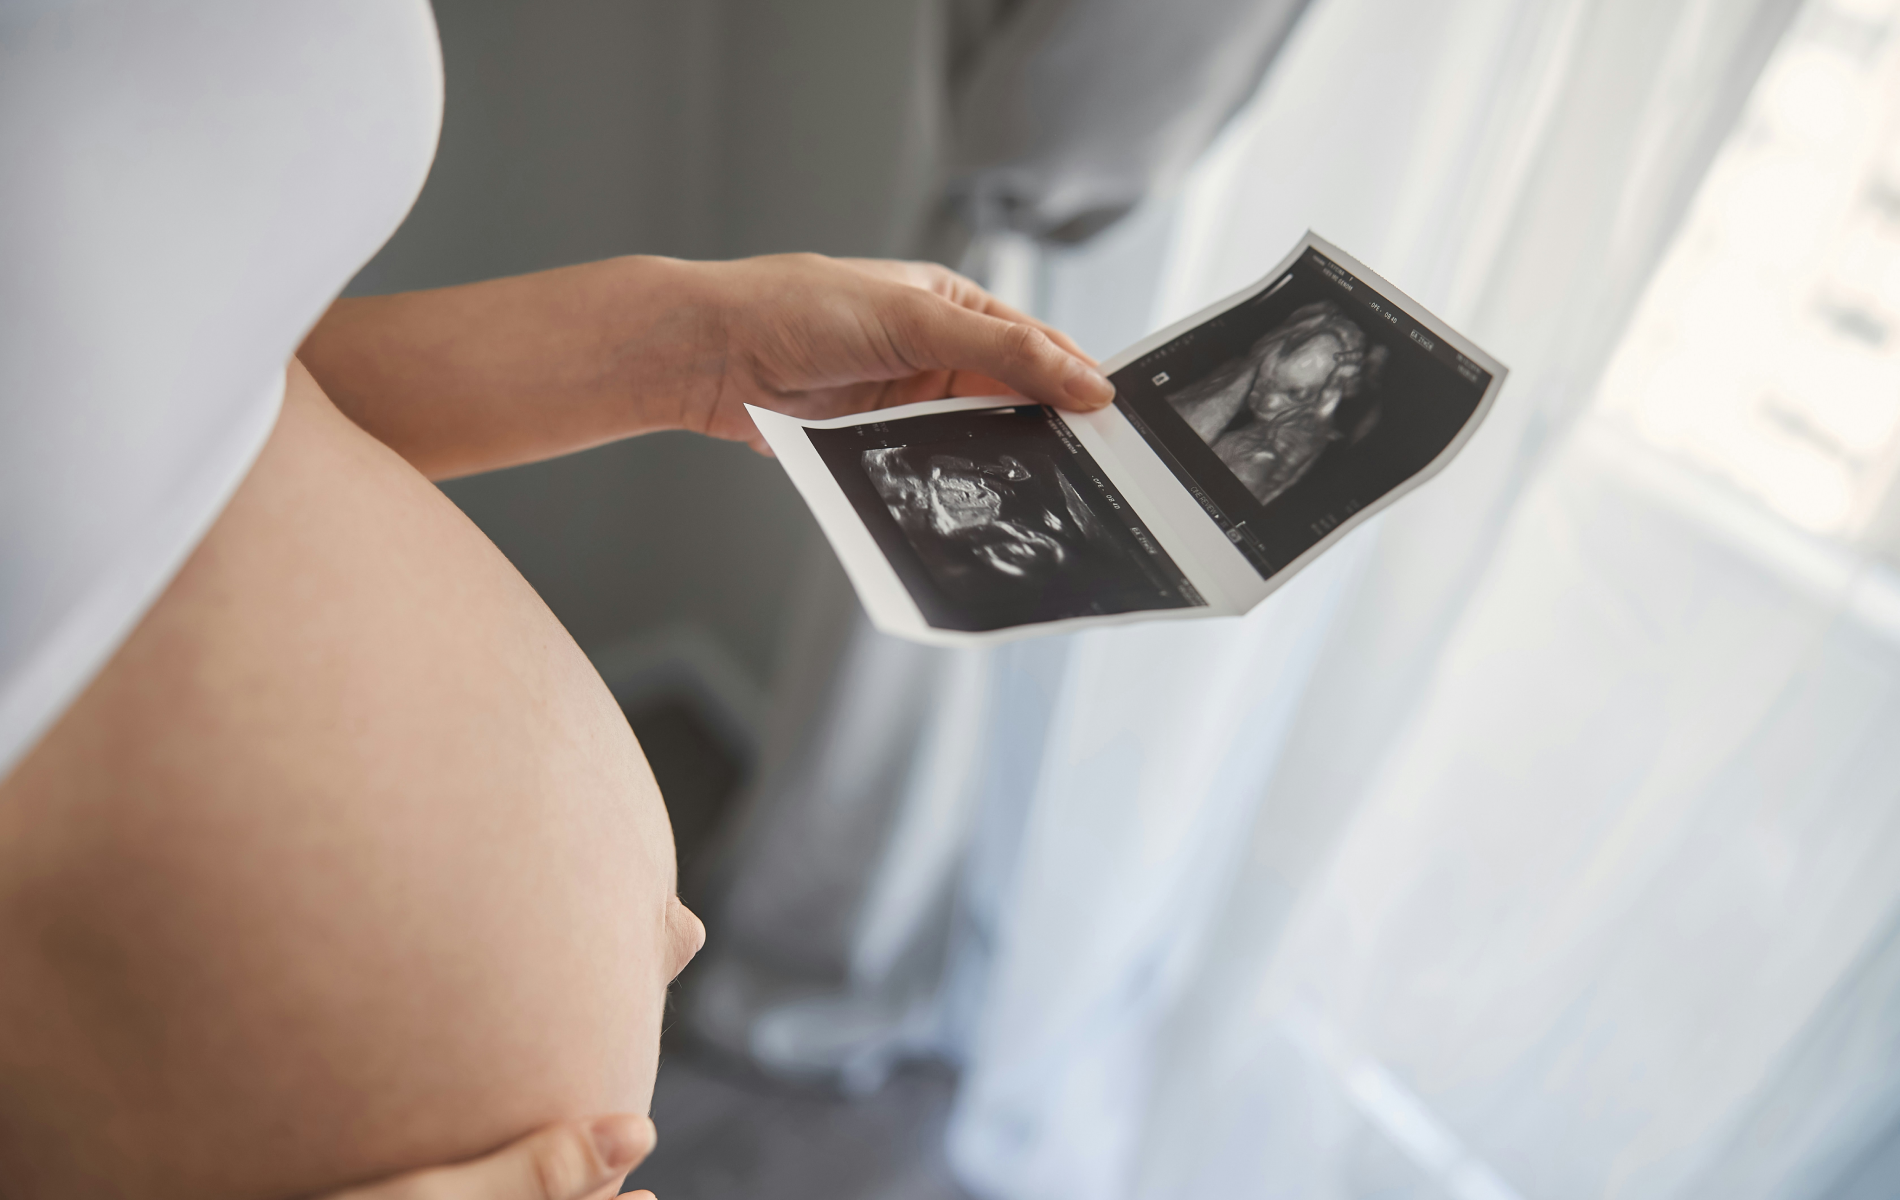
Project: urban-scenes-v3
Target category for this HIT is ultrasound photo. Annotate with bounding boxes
[1165,299,1390,506]
[1114,246,1493,579]
[806,406,1203,632]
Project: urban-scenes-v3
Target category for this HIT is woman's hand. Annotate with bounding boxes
[317,1115,658,1200]
[675,254,1116,453]
[301,252,1113,479]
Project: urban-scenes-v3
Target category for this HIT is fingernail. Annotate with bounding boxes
[591,1115,656,1172]
[1063,360,1116,409]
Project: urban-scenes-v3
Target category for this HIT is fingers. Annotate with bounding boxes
[835,256,1100,366]
[946,283,1098,367]
[321,1115,657,1200]
[890,292,1116,412]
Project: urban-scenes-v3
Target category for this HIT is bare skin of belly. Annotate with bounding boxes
[0,363,694,1200]
[0,249,1109,1200]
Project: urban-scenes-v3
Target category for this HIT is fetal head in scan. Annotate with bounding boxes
[1168,300,1389,506]
[864,448,1105,588]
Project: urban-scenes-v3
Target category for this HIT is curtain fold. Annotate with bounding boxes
[937,0,1816,1195]
[930,0,1312,253]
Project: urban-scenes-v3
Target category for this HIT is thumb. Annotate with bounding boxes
[893,292,1116,412]
[322,1114,657,1200]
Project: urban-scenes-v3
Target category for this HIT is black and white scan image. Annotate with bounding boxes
[1166,299,1390,506]
[862,447,1106,589]
[807,406,1202,632]
[1115,246,1493,579]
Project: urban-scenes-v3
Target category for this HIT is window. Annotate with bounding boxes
[1596,0,1900,567]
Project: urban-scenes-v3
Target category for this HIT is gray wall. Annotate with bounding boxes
[347,0,937,696]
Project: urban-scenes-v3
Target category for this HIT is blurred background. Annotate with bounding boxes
[353,1,1900,1197]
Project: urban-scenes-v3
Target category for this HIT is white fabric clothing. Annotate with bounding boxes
[0,1,443,779]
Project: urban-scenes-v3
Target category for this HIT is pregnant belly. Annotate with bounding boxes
[0,363,680,1200]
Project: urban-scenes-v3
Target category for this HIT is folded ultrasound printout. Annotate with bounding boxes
[750,231,1508,645]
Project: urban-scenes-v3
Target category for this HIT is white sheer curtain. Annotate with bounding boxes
[693,0,1900,1196]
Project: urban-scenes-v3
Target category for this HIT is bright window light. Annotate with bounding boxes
[1595,0,1900,552]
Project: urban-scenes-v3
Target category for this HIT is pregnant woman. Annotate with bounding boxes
[0,6,1113,1198]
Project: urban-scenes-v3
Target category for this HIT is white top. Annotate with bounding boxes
[0,2,444,779]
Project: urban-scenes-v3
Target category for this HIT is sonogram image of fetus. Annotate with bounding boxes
[1167,300,1388,506]
[862,446,1119,602]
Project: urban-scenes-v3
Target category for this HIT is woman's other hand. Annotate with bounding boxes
[677,254,1117,453]
[317,1115,658,1200]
